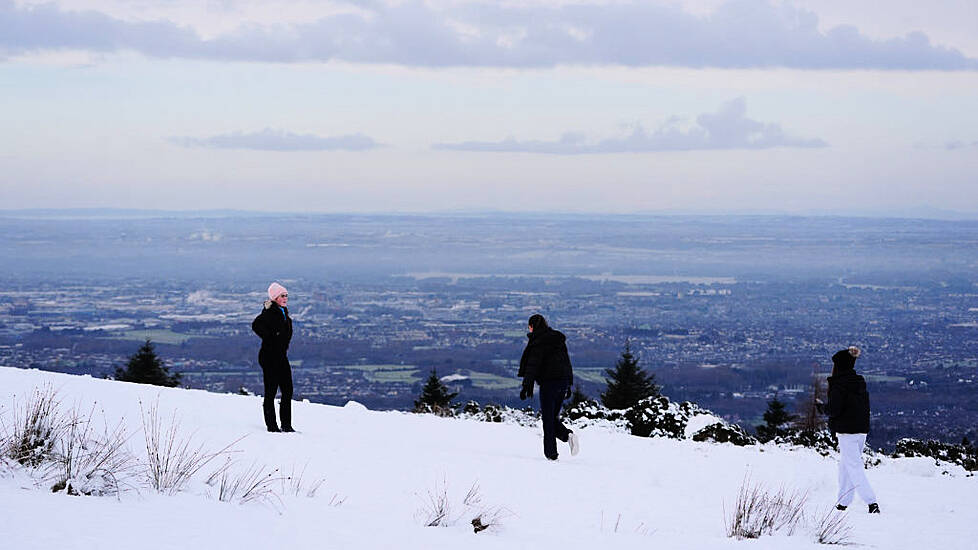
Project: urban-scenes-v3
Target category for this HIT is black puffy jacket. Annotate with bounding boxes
[251,301,293,367]
[518,328,573,389]
[826,350,870,434]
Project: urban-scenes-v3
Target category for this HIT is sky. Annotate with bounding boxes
[1,0,977,215]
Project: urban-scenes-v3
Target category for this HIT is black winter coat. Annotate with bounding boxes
[518,328,573,390]
[827,368,871,435]
[252,301,293,368]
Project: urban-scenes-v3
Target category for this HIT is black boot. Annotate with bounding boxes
[263,399,278,431]
[280,399,292,432]
[835,504,847,511]
[868,503,880,514]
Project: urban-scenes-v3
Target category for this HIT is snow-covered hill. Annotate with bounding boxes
[0,367,974,550]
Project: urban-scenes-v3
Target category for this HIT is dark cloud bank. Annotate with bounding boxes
[170,129,381,151]
[433,98,827,154]
[1,0,976,70]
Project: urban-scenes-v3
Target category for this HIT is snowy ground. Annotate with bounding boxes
[1,367,975,550]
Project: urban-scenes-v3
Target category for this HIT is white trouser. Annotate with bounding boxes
[836,433,877,506]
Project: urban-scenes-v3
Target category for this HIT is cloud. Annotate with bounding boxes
[169,129,381,151]
[1,0,976,70]
[945,140,978,151]
[433,98,827,154]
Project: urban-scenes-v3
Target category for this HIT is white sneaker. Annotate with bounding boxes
[568,431,580,456]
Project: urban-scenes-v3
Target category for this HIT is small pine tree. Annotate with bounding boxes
[413,369,458,415]
[756,397,797,442]
[600,341,660,410]
[114,339,181,387]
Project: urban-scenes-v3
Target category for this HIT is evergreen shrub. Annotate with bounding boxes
[893,438,977,472]
[692,423,757,446]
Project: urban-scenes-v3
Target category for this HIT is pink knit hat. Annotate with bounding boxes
[267,282,288,301]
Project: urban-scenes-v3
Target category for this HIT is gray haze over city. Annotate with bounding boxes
[1,211,976,450]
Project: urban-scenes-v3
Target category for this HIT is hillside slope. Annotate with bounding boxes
[0,367,974,550]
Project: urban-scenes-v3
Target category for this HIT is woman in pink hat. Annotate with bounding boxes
[251,282,295,432]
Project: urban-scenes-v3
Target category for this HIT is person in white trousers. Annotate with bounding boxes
[836,432,877,509]
[826,347,880,514]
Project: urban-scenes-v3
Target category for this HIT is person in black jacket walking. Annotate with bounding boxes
[251,282,295,433]
[519,314,579,460]
[827,346,880,513]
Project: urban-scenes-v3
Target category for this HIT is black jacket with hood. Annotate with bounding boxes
[826,349,871,434]
[518,327,573,390]
[251,301,293,368]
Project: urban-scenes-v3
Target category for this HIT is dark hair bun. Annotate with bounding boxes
[528,314,548,332]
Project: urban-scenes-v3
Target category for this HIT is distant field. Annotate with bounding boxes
[335,364,416,372]
[364,369,421,384]
[816,373,906,384]
[333,364,422,384]
[864,375,907,384]
[466,371,520,390]
[574,368,608,384]
[110,329,208,345]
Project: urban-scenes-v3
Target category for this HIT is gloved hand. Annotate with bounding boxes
[520,384,533,400]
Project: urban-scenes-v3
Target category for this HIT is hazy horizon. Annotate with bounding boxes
[2,206,978,222]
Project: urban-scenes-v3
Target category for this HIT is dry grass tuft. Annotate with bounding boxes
[140,400,239,494]
[813,507,854,545]
[417,479,510,533]
[725,474,807,539]
[1,385,67,467]
[206,459,283,508]
[46,405,136,497]
[280,462,326,498]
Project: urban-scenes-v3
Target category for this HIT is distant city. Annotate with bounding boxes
[1,212,976,451]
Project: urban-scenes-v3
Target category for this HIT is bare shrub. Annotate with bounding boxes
[600,511,655,536]
[462,481,482,508]
[206,460,282,508]
[812,507,853,545]
[46,405,136,497]
[0,456,16,479]
[418,479,452,527]
[205,456,233,486]
[417,479,509,533]
[725,475,807,539]
[1,386,67,467]
[140,400,239,494]
[470,506,510,534]
[632,521,653,536]
[280,462,326,498]
[464,482,511,534]
[470,516,490,533]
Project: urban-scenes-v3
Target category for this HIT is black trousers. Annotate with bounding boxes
[538,378,571,460]
[261,359,293,430]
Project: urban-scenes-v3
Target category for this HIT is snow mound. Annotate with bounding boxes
[343,400,368,411]
[892,457,940,477]
[684,412,723,438]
